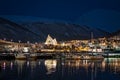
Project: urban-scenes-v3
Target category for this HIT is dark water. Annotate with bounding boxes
[0,58,120,80]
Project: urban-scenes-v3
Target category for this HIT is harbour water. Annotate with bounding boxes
[0,58,120,80]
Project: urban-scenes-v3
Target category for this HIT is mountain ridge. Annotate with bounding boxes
[0,17,109,42]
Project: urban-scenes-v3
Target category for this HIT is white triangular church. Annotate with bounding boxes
[45,34,57,45]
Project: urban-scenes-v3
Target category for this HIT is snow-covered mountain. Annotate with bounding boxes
[0,17,109,42]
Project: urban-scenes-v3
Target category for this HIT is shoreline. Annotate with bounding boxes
[0,52,120,60]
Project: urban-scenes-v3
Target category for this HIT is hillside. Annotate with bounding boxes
[0,17,109,42]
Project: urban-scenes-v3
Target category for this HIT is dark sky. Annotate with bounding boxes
[0,0,120,32]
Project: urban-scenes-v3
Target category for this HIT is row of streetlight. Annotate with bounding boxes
[1,38,40,45]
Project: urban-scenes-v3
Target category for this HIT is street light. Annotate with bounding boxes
[35,42,38,44]
[4,38,6,41]
[11,39,13,42]
[27,41,30,44]
[18,40,21,43]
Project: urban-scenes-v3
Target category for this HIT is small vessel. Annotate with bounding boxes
[15,53,37,60]
[65,54,104,60]
[80,55,91,60]
[90,55,104,60]
[29,53,37,60]
[15,53,27,60]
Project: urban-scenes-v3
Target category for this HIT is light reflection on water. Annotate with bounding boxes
[45,60,57,74]
[0,58,120,80]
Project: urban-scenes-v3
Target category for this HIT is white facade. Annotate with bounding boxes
[45,35,57,45]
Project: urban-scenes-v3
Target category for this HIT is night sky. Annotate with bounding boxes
[0,0,120,32]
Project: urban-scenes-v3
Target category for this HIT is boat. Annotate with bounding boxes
[90,55,104,60]
[65,54,104,60]
[29,53,37,60]
[80,55,91,60]
[15,53,37,60]
[15,53,27,60]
